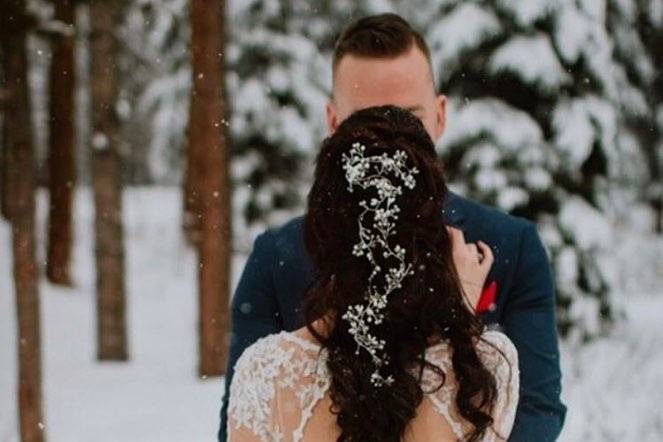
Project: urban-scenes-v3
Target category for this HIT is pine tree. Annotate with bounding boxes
[111,0,661,340]
[608,0,663,233]
[397,0,657,340]
[119,0,191,185]
[226,0,395,242]
[120,0,397,243]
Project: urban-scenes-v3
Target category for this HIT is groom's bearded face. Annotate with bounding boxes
[327,45,446,142]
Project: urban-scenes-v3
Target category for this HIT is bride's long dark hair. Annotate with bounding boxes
[303,106,498,442]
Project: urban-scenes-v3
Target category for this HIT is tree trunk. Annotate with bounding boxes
[182,7,204,246]
[89,0,128,361]
[189,0,231,376]
[1,101,18,221]
[0,126,12,220]
[1,39,20,222]
[46,0,77,286]
[2,2,47,441]
[1,45,5,216]
[1,44,5,218]
[182,93,202,245]
[91,147,127,360]
[0,139,9,220]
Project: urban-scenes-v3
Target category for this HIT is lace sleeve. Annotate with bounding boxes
[227,334,291,442]
[226,332,330,442]
[479,330,520,441]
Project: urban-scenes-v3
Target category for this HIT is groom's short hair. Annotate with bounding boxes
[332,13,432,75]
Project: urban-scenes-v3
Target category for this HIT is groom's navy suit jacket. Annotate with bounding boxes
[218,191,566,441]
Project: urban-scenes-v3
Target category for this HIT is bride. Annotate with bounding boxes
[227,105,519,442]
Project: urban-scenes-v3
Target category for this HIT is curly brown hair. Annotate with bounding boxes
[303,106,498,442]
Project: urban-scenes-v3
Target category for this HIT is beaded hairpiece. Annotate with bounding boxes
[340,142,419,387]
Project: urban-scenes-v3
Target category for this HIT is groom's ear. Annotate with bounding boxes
[326,101,339,135]
[434,94,447,141]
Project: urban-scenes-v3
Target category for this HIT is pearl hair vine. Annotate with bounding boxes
[340,142,419,387]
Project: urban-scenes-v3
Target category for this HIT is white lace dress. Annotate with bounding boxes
[228,329,519,442]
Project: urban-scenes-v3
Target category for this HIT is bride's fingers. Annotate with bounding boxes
[447,226,465,244]
[446,226,465,251]
[466,243,479,261]
[477,241,494,269]
[447,228,492,272]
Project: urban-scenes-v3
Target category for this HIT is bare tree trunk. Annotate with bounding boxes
[182,96,202,245]
[91,147,127,360]
[89,0,128,361]
[1,40,20,222]
[0,142,9,220]
[2,2,47,441]
[0,135,10,221]
[1,46,6,218]
[189,0,231,376]
[46,0,77,286]
[1,101,18,221]
[182,2,203,246]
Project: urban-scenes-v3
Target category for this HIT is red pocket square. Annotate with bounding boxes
[476,280,498,313]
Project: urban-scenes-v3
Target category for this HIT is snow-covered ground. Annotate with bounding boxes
[560,296,663,442]
[1,188,661,441]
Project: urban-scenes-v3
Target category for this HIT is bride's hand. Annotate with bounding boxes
[446,226,494,313]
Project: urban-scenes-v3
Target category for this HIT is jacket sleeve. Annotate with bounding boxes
[504,221,567,441]
[218,230,282,442]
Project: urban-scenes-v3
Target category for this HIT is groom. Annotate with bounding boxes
[218,13,566,441]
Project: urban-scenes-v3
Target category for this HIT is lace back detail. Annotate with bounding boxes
[228,332,330,442]
[228,330,519,442]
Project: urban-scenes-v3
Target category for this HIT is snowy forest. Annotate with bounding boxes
[1,0,662,441]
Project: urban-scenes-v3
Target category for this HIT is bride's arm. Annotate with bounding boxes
[219,230,282,441]
[227,337,280,442]
[480,331,520,441]
[227,421,264,442]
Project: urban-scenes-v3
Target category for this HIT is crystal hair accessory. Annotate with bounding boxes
[340,142,419,387]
